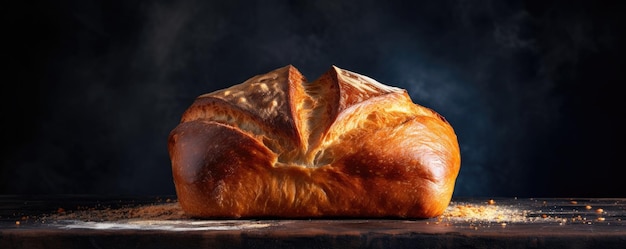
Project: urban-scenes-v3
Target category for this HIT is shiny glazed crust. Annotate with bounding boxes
[168,65,461,218]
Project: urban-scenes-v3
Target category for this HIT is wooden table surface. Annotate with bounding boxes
[1,195,625,248]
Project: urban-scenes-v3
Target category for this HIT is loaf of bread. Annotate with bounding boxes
[168,65,461,218]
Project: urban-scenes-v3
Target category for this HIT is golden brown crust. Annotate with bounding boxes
[168,65,461,218]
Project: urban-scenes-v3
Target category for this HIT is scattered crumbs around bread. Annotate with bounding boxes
[40,202,187,222]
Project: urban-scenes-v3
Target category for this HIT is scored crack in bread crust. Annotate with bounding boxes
[168,65,461,218]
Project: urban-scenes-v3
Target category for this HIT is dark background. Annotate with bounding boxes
[2,0,625,198]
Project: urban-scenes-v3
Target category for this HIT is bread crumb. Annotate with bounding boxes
[441,202,528,223]
[41,202,187,222]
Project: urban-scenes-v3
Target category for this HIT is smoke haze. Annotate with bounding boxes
[2,0,625,197]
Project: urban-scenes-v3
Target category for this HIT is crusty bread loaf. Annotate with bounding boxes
[168,65,461,218]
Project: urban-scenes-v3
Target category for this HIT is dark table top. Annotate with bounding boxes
[1,195,625,248]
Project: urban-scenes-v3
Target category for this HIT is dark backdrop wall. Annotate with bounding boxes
[2,0,625,197]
